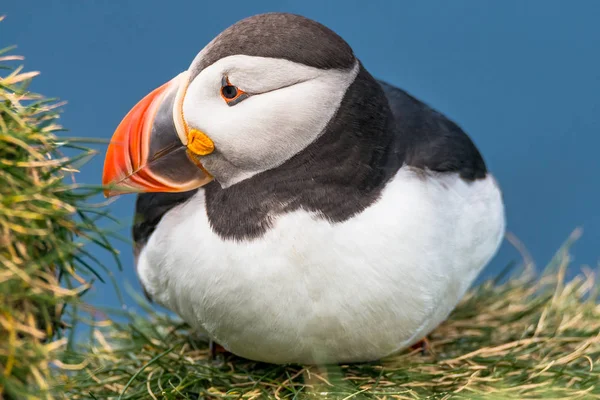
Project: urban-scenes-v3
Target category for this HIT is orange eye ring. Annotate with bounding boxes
[220,77,248,106]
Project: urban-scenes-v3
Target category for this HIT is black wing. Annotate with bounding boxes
[132,190,198,300]
[378,80,487,181]
[132,190,198,260]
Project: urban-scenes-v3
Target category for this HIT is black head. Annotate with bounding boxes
[190,13,356,80]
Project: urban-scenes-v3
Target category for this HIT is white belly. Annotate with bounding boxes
[137,168,505,364]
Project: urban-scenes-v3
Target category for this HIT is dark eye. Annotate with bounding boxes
[221,85,238,99]
[220,77,248,106]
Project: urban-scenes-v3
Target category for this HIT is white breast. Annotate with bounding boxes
[137,167,505,364]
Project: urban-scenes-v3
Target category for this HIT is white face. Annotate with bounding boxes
[182,54,359,187]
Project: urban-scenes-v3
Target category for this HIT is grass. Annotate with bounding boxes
[2,24,600,399]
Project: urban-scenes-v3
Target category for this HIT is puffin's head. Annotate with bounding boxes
[102,13,359,196]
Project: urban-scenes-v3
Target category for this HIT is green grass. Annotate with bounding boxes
[2,24,599,399]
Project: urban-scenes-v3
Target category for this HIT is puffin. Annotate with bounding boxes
[102,12,505,365]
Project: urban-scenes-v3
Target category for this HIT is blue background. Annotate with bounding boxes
[2,1,598,314]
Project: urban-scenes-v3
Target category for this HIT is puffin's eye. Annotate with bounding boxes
[221,85,238,99]
[220,77,248,106]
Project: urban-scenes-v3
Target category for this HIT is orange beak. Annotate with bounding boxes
[102,71,214,197]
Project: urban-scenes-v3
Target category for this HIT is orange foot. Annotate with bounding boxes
[410,336,433,355]
[209,340,230,360]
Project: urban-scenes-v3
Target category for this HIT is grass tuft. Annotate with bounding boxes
[0,39,115,399]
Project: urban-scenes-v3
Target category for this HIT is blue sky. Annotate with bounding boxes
[2,1,599,313]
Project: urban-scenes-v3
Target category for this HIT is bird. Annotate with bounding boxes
[102,12,505,365]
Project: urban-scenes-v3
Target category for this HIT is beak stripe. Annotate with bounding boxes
[173,71,191,145]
